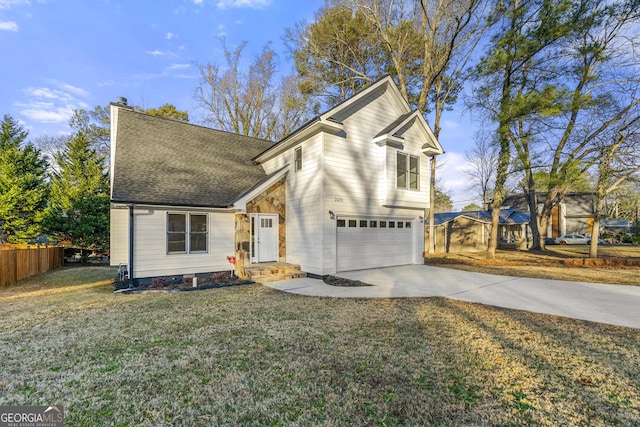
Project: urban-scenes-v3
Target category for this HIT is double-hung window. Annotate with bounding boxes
[167,213,208,254]
[397,152,419,190]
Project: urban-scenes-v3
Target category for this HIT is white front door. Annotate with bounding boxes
[251,214,278,262]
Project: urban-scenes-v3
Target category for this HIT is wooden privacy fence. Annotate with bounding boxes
[0,247,64,287]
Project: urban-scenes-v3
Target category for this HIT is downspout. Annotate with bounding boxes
[428,155,436,253]
[128,204,134,287]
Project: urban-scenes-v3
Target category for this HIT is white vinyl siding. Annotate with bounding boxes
[263,133,324,274]
[319,89,427,274]
[259,83,429,275]
[109,207,129,266]
[131,206,234,278]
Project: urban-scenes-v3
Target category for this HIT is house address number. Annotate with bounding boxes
[334,197,344,202]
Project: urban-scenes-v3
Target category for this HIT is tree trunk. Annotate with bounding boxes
[525,191,543,250]
[488,200,501,259]
[538,214,548,251]
[590,185,607,258]
[589,219,601,258]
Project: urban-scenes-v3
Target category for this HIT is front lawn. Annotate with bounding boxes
[1,267,638,426]
[425,246,640,286]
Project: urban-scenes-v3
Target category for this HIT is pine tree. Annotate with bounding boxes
[0,115,49,243]
[43,131,109,251]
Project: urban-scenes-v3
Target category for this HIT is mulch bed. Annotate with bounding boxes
[115,281,255,294]
[323,275,372,287]
[114,273,253,294]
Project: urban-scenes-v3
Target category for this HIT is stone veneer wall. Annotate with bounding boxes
[234,177,286,269]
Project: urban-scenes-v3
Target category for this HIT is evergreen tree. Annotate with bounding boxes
[43,132,109,251]
[0,115,49,243]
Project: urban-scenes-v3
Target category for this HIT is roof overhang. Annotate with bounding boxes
[232,166,290,212]
[372,134,405,148]
[371,110,445,155]
[255,76,411,164]
[433,214,492,226]
[109,200,237,212]
[253,119,343,164]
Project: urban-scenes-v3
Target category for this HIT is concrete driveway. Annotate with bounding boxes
[264,265,640,329]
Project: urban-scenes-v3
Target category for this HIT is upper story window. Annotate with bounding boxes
[167,213,208,254]
[294,147,302,172]
[397,152,419,190]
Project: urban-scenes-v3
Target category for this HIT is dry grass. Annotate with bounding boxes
[424,246,640,286]
[0,267,639,426]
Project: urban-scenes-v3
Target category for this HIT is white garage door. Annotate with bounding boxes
[336,217,415,272]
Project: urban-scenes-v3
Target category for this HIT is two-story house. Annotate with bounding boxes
[109,77,444,282]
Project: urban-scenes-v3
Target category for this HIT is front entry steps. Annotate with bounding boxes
[239,262,306,283]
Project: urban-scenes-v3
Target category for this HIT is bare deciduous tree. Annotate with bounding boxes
[194,39,311,141]
[589,115,640,257]
[288,0,491,139]
[464,130,498,208]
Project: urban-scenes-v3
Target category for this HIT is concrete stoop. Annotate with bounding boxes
[239,262,307,283]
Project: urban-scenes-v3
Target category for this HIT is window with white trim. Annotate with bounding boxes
[294,147,302,172]
[167,213,208,254]
[397,152,419,190]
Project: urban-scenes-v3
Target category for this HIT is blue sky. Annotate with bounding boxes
[0,0,320,135]
[0,0,477,208]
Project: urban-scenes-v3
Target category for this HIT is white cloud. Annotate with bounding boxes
[173,73,198,79]
[165,31,176,40]
[0,20,18,31]
[166,63,190,71]
[216,0,271,9]
[0,0,30,9]
[52,81,90,97]
[134,63,196,81]
[97,80,115,88]
[193,0,204,4]
[145,49,178,58]
[17,81,90,124]
[441,119,460,130]
[436,151,481,210]
[18,105,74,123]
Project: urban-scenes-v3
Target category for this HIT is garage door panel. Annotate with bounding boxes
[337,216,414,272]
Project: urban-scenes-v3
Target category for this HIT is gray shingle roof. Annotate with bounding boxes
[111,109,274,207]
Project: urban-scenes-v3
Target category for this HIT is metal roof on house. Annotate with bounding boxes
[601,219,632,228]
[431,209,530,226]
[110,108,274,208]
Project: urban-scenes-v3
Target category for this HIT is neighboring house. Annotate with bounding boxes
[502,192,596,238]
[600,219,633,234]
[426,209,530,253]
[109,76,444,281]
